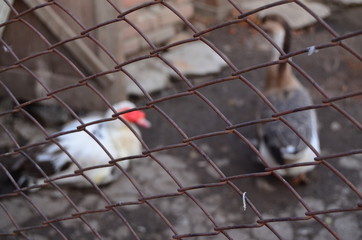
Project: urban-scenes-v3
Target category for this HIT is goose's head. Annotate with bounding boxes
[107,101,151,128]
[260,14,291,53]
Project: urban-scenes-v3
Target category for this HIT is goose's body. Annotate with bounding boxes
[258,15,320,179]
[259,82,320,177]
[21,101,150,187]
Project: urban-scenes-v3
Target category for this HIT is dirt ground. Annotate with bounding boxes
[1,4,362,240]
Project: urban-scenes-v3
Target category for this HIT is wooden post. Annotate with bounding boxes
[20,0,127,106]
[22,0,116,87]
[94,0,126,103]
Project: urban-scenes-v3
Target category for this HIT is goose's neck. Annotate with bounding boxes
[270,30,285,62]
[266,28,298,89]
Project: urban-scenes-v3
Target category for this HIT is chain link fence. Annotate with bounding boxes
[0,0,361,239]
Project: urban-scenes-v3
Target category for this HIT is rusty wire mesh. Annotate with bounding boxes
[0,0,361,239]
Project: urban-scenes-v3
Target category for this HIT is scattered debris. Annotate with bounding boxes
[325,216,333,225]
[228,98,245,107]
[242,192,247,211]
[200,143,213,155]
[338,155,362,171]
[307,45,319,56]
[2,45,9,53]
[256,178,277,193]
[330,121,342,131]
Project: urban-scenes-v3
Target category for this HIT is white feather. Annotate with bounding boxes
[284,145,296,154]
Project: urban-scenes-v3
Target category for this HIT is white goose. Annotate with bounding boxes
[257,15,320,183]
[21,101,150,187]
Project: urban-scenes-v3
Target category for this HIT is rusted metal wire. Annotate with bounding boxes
[0,0,361,239]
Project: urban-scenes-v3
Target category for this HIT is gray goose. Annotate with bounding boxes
[257,15,320,184]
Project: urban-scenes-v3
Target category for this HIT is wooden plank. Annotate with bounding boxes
[0,0,15,37]
[94,0,125,65]
[93,0,126,102]
[22,0,115,86]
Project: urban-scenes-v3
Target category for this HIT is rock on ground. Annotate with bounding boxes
[251,216,294,240]
[331,0,362,5]
[163,41,227,77]
[239,0,331,29]
[124,41,227,96]
[123,58,170,96]
[333,214,362,240]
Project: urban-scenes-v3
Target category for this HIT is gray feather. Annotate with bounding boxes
[260,87,314,160]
